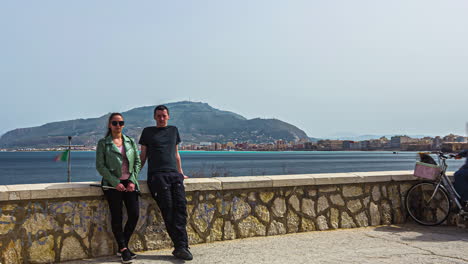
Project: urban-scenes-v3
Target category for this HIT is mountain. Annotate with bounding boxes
[0,101,310,148]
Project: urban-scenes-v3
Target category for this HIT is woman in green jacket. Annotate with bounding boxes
[96,112,141,263]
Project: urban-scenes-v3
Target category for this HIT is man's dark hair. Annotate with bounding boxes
[154,105,169,115]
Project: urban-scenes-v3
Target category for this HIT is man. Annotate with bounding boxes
[139,105,193,261]
[454,150,468,202]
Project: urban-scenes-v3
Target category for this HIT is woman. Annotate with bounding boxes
[96,113,141,263]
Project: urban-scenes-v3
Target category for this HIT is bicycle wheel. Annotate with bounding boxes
[406,182,451,226]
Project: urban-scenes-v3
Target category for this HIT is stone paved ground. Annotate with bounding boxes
[66,224,468,264]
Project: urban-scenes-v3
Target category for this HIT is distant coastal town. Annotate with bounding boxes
[2,133,467,153]
[182,133,467,152]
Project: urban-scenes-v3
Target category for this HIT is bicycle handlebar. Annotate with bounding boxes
[429,151,457,159]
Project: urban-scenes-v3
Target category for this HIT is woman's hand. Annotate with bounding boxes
[116,183,126,192]
[126,182,136,192]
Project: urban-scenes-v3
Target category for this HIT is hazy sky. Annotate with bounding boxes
[1,0,467,138]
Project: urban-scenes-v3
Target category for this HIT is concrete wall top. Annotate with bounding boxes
[0,170,447,202]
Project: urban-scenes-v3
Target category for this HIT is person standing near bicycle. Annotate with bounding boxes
[139,105,193,261]
[96,112,141,263]
[454,150,468,202]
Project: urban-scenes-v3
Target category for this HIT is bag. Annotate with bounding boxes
[414,162,441,180]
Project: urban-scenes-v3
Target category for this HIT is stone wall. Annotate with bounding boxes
[0,171,439,263]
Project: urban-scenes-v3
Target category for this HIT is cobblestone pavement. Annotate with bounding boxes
[66,224,468,264]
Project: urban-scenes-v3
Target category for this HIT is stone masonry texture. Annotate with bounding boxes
[0,179,446,263]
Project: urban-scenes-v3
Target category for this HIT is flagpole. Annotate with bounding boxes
[57,139,83,183]
[67,136,72,183]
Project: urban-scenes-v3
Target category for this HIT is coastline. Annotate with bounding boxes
[0,149,418,153]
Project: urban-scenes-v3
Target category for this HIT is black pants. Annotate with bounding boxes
[455,166,468,202]
[104,180,140,250]
[148,172,189,249]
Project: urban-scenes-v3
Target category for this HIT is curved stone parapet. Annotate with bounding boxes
[0,170,430,201]
[0,171,452,263]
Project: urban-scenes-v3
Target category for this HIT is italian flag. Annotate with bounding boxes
[54,150,69,162]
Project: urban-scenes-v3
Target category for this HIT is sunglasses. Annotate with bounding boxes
[111,121,125,126]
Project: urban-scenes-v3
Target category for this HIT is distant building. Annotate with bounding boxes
[432,136,443,150]
[360,140,370,150]
[367,138,389,150]
[209,142,222,151]
[441,142,468,152]
[304,142,316,150]
[276,140,287,150]
[400,143,432,151]
[397,136,432,151]
[264,143,275,151]
[342,141,354,150]
[226,142,235,150]
[317,140,344,151]
[390,136,412,149]
[292,143,305,150]
[443,134,458,142]
[235,142,249,150]
[349,141,363,151]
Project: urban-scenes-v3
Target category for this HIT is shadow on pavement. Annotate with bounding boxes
[65,254,185,264]
[137,254,186,263]
[67,259,119,263]
[372,223,468,242]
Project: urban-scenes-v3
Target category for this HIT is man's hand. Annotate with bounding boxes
[116,183,126,192]
[140,145,147,168]
[127,182,136,192]
[183,174,189,179]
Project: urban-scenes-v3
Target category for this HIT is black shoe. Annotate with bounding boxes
[120,249,132,263]
[172,247,193,261]
[117,250,137,259]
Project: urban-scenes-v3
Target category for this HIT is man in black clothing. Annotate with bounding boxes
[139,105,193,261]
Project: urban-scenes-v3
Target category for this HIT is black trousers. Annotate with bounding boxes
[148,172,189,249]
[104,180,140,250]
[455,166,468,202]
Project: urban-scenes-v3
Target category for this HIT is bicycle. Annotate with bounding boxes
[405,151,468,226]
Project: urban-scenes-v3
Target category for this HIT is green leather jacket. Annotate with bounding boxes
[95,134,141,190]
